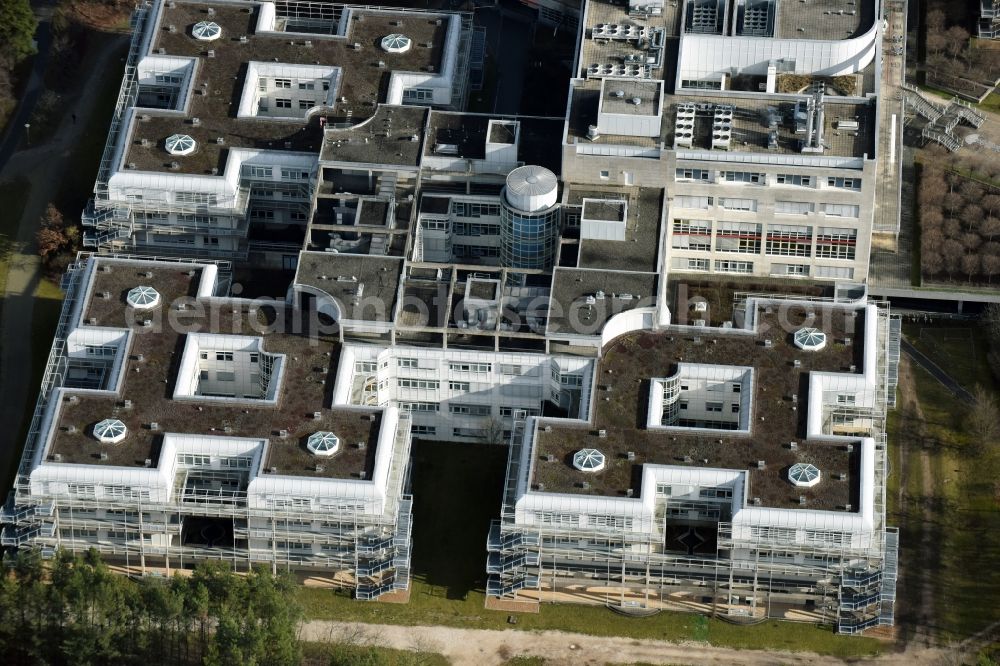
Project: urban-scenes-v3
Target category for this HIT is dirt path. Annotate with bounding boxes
[894,358,937,649]
[0,32,129,480]
[300,620,962,666]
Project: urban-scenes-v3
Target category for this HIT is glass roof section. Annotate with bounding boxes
[788,462,822,487]
[380,33,412,53]
[93,419,128,444]
[165,134,197,156]
[192,21,222,41]
[307,431,341,457]
[572,448,606,472]
[793,327,827,351]
[126,285,161,310]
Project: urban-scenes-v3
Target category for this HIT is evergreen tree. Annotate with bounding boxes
[0,0,37,64]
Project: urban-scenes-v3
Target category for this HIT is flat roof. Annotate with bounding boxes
[534,304,866,510]
[548,268,658,336]
[295,251,403,322]
[775,0,874,40]
[126,1,449,174]
[320,105,429,167]
[582,198,626,222]
[580,0,681,82]
[424,111,490,160]
[601,79,662,117]
[49,259,382,480]
[568,81,876,158]
[567,186,662,272]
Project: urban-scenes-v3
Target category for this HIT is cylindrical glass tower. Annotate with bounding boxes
[500,165,560,269]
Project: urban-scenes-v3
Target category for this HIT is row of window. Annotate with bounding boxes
[264,78,330,91]
[675,257,855,277]
[674,197,859,217]
[453,222,499,237]
[376,359,541,377]
[261,98,315,111]
[452,202,501,218]
[532,512,634,529]
[675,172,862,190]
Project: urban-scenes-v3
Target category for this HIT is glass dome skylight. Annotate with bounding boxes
[126,285,161,310]
[165,134,196,156]
[93,419,128,444]
[788,462,822,488]
[793,327,827,352]
[192,21,222,41]
[306,431,341,457]
[380,33,412,53]
[572,448,606,472]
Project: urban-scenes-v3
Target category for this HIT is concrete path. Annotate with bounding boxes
[0,32,129,483]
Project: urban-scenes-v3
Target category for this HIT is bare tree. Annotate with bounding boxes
[984,303,1000,342]
[480,416,508,445]
[945,26,971,61]
[942,239,965,280]
[982,253,1000,284]
[966,385,1000,457]
[922,247,944,277]
[982,194,1000,219]
[962,253,980,281]
[980,216,1000,242]
[926,8,946,33]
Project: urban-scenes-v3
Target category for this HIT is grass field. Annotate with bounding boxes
[896,323,1000,643]
[299,441,883,658]
[904,321,998,392]
[0,178,33,298]
[302,641,450,666]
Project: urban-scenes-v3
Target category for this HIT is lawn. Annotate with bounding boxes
[302,641,449,666]
[980,92,1000,115]
[298,441,883,659]
[896,326,1000,643]
[903,320,998,392]
[0,178,32,297]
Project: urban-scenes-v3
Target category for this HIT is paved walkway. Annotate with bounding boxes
[0,32,129,482]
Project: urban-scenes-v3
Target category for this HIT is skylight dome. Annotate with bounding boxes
[126,285,161,310]
[165,134,196,156]
[793,327,827,352]
[306,431,341,457]
[93,419,128,444]
[788,462,822,488]
[380,33,412,53]
[192,21,222,41]
[572,448,606,472]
